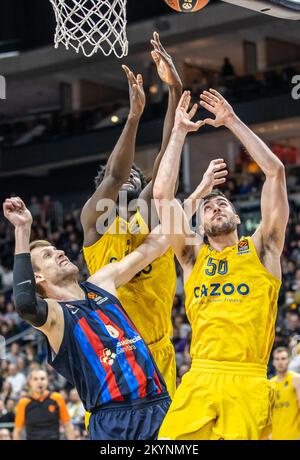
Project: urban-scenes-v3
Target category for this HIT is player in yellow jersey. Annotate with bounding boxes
[153,90,289,440]
[270,347,300,440]
[80,32,182,404]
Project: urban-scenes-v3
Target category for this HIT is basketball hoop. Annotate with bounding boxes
[50,0,128,58]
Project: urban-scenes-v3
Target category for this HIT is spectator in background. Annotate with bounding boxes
[29,196,41,222]
[221,57,235,79]
[6,364,26,398]
[67,388,85,427]
[24,345,38,368]
[0,262,13,293]
[0,380,12,402]
[3,302,21,326]
[0,428,11,440]
[6,343,25,365]
[40,195,55,229]
[0,398,16,430]
[286,313,300,335]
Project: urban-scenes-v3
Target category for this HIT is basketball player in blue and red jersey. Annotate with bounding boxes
[3,196,170,440]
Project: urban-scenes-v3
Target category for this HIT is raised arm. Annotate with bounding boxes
[153,91,205,274]
[139,32,182,214]
[3,197,63,350]
[183,159,228,222]
[81,66,145,246]
[88,226,169,292]
[200,89,289,277]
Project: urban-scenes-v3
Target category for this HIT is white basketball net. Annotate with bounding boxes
[50,0,128,58]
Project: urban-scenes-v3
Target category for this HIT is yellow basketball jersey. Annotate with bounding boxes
[271,371,300,440]
[82,210,177,344]
[184,237,281,364]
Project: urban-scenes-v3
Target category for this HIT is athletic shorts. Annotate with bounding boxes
[149,335,177,400]
[158,360,275,440]
[89,393,171,440]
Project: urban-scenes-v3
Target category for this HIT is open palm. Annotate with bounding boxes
[200,89,235,128]
[174,91,204,133]
[122,65,145,118]
[151,32,181,88]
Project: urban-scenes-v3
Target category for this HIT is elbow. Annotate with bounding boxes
[14,302,31,322]
[268,161,285,178]
[275,161,285,176]
[107,168,129,186]
[153,183,173,202]
[13,293,35,322]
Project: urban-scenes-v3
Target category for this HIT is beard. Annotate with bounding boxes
[118,187,141,204]
[204,216,237,237]
[125,188,140,202]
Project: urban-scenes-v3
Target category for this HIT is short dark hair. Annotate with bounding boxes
[94,163,148,189]
[202,189,236,213]
[273,347,290,357]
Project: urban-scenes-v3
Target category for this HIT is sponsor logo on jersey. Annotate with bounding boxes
[237,239,251,254]
[94,296,109,305]
[100,348,116,366]
[194,282,250,298]
[116,336,142,353]
[88,292,98,300]
[105,324,120,339]
[65,304,79,315]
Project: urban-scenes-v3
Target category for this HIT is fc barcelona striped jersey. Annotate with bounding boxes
[46,281,166,412]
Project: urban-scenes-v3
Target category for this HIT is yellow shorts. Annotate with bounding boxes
[85,335,176,431]
[148,334,177,400]
[158,359,274,440]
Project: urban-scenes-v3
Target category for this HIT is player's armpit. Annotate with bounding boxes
[36,299,65,355]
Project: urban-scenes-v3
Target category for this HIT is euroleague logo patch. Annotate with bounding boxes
[183,2,193,10]
[88,292,97,300]
[48,404,56,413]
[237,239,251,255]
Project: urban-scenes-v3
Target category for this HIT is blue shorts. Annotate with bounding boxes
[89,393,171,440]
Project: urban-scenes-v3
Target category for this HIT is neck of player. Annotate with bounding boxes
[45,276,85,302]
[207,231,239,252]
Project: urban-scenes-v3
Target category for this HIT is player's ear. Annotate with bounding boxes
[235,214,241,225]
[34,272,46,285]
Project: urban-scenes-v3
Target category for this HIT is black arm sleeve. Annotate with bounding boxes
[13,253,48,327]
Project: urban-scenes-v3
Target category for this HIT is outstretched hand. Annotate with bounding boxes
[3,197,33,228]
[174,91,205,133]
[150,31,182,88]
[122,64,145,119]
[200,159,228,196]
[200,89,236,128]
